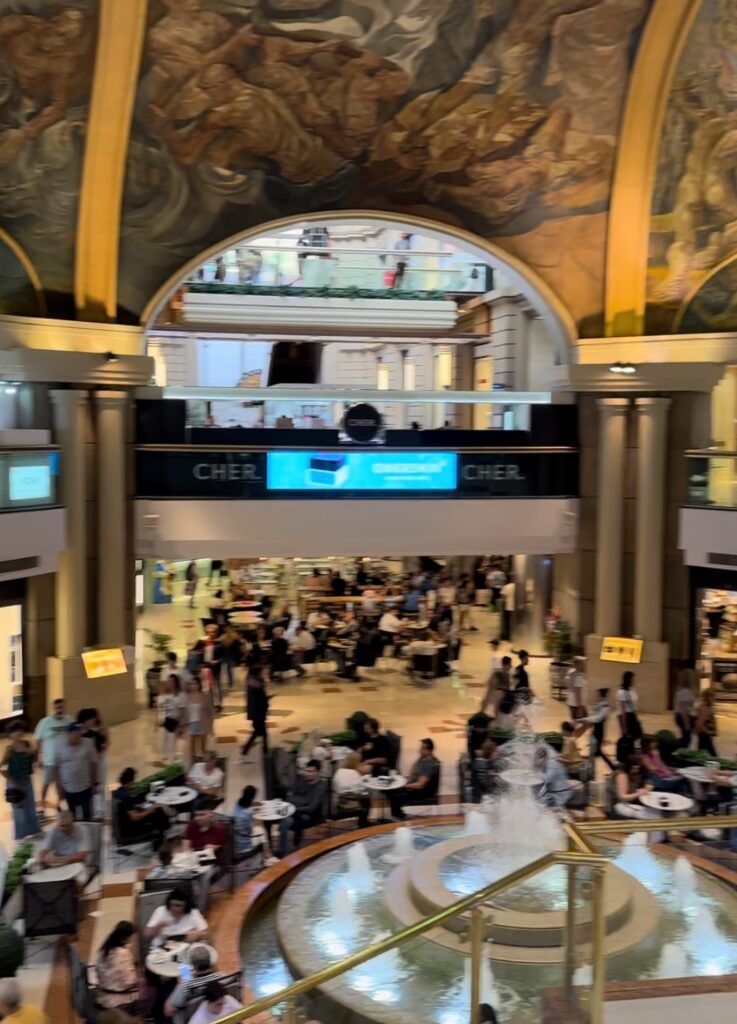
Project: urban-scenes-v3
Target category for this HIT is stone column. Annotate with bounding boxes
[50,390,88,658]
[95,391,128,645]
[594,398,629,637]
[634,397,670,641]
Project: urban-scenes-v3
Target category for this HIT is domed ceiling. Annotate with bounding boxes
[2,0,728,341]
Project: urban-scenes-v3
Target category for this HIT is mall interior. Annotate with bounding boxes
[4,3,737,1023]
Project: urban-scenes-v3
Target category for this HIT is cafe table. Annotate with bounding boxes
[146,941,219,980]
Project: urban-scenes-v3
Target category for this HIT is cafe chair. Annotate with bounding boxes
[110,799,159,872]
[410,651,438,681]
[386,731,402,772]
[143,877,195,900]
[67,944,99,1024]
[24,877,78,938]
[136,888,170,957]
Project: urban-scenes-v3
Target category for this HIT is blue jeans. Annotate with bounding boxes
[11,782,40,840]
[278,811,312,857]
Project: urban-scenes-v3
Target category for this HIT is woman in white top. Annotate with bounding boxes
[616,671,642,741]
[332,752,370,827]
[144,888,208,947]
[157,677,181,763]
[674,668,697,748]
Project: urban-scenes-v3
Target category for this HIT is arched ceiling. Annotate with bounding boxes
[1,0,729,343]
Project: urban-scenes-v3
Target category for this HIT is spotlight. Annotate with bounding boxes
[609,362,623,374]
[3,386,16,395]
[105,351,119,363]
[621,362,636,374]
[609,361,636,375]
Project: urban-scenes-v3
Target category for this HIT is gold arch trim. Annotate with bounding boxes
[140,210,579,363]
[604,0,702,337]
[0,228,46,315]
[74,0,148,321]
[673,251,737,331]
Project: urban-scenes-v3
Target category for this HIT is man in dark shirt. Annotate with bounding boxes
[330,571,347,597]
[389,739,441,820]
[514,650,531,694]
[184,804,228,864]
[113,767,170,845]
[360,719,392,775]
[278,760,326,856]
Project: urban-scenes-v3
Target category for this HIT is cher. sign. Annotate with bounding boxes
[82,648,127,679]
[600,637,643,665]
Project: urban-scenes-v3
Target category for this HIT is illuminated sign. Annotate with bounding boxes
[82,648,127,679]
[600,637,643,664]
[266,451,457,492]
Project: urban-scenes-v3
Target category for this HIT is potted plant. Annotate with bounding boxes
[0,922,23,977]
[545,620,574,696]
[145,630,173,709]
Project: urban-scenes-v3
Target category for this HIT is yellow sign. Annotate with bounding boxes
[600,637,643,664]
[81,648,127,679]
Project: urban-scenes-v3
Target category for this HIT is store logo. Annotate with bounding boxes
[193,461,262,481]
[342,403,384,443]
[461,463,525,481]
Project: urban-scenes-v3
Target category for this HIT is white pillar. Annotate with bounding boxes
[634,397,670,641]
[594,398,629,637]
[95,391,128,645]
[50,390,88,658]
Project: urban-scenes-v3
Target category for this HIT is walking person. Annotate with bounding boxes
[501,577,515,641]
[616,671,642,742]
[185,559,199,608]
[157,677,182,764]
[185,678,214,763]
[33,697,72,817]
[1,721,41,840]
[241,665,270,760]
[77,708,109,819]
[580,689,615,770]
[566,656,588,720]
[695,688,718,756]
[53,723,98,821]
[674,669,697,749]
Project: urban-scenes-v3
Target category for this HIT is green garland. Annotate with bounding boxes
[187,283,449,301]
[3,842,33,905]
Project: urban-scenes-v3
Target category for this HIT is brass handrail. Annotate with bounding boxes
[576,813,737,834]
[213,847,609,1024]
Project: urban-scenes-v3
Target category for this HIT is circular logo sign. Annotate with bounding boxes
[342,403,384,443]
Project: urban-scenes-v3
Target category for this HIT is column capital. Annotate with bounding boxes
[94,390,129,408]
[634,396,671,412]
[596,397,630,413]
[49,389,89,408]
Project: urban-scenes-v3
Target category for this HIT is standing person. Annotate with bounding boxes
[480,656,511,715]
[513,650,531,695]
[158,677,182,764]
[580,688,615,770]
[33,698,72,816]
[54,723,98,821]
[241,665,270,759]
[488,639,502,673]
[1,721,40,840]
[674,669,697,749]
[0,979,48,1024]
[616,671,642,742]
[695,688,718,756]
[501,577,515,641]
[457,576,475,631]
[185,559,199,608]
[208,559,223,588]
[185,678,214,762]
[77,708,109,819]
[566,657,588,720]
[94,921,141,1018]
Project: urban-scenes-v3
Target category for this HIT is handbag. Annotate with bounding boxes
[5,786,23,804]
[162,716,179,733]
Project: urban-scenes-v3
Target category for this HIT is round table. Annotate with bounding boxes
[230,612,263,625]
[146,942,218,980]
[365,775,407,820]
[253,801,296,854]
[230,600,260,610]
[639,791,694,815]
[28,861,85,883]
[150,786,197,808]
[500,768,544,788]
[172,850,216,876]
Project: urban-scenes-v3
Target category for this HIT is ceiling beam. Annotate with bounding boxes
[74,0,148,321]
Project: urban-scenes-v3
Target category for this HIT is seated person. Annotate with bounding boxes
[188,980,243,1024]
[233,785,268,864]
[183,803,229,865]
[536,746,573,809]
[332,752,371,828]
[277,760,327,857]
[164,945,228,1024]
[188,751,225,808]
[608,739,659,820]
[640,735,690,794]
[378,607,405,647]
[560,722,583,768]
[39,811,91,890]
[389,739,441,820]
[113,767,171,846]
[95,921,141,1016]
[269,627,292,676]
[209,590,226,610]
[467,712,491,760]
[335,611,359,637]
[471,739,499,802]
[144,887,208,948]
[290,626,316,676]
[360,719,392,775]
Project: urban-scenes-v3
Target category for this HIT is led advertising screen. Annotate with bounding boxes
[267,451,458,492]
[0,605,23,718]
[82,648,127,679]
[8,463,51,503]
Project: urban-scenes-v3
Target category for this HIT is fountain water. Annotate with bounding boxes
[572,963,592,987]
[384,826,415,864]
[346,841,375,893]
[330,888,360,935]
[673,855,698,908]
[658,943,688,979]
[464,809,492,836]
[462,955,499,1007]
[614,832,668,893]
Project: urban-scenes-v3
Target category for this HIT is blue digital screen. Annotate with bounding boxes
[266,451,458,492]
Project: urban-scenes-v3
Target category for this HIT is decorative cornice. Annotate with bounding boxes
[0,349,153,387]
[0,314,144,355]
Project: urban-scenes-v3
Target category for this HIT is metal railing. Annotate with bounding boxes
[212,815,737,1024]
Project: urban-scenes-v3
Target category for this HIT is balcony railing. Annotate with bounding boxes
[0,448,59,510]
[686,451,737,508]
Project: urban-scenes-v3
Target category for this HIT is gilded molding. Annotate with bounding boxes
[74,0,148,321]
[0,228,46,315]
[604,0,702,337]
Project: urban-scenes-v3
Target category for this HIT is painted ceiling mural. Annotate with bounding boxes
[118,0,652,330]
[647,0,737,334]
[0,0,98,318]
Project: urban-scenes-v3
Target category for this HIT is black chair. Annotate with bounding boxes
[110,798,158,871]
[386,731,402,772]
[136,888,170,957]
[143,876,195,900]
[24,877,78,938]
[67,944,98,1024]
[410,651,439,680]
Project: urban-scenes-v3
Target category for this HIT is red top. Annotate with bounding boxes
[184,820,228,863]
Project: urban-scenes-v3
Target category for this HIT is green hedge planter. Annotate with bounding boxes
[2,842,33,906]
[130,763,185,798]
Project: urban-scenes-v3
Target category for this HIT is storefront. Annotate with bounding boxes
[691,567,737,701]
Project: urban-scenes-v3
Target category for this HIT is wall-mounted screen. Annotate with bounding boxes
[9,464,51,502]
[0,605,23,718]
[82,648,127,679]
[267,451,458,492]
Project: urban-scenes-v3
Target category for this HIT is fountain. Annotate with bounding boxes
[673,855,698,908]
[462,955,500,1007]
[572,963,592,987]
[463,809,492,837]
[346,841,375,893]
[614,832,668,893]
[658,943,688,979]
[384,826,415,864]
